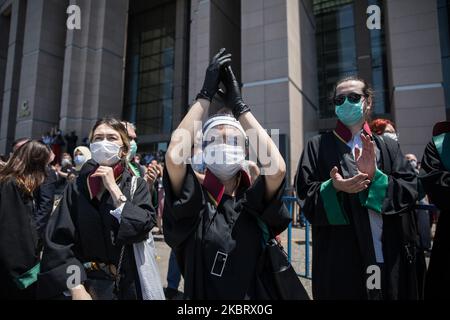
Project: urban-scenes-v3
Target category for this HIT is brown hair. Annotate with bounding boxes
[0,140,50,195]
[89,118,130,158]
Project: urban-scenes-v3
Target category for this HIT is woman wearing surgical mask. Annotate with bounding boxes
[122,122,146,178]
[296,76,424,300]
[370,118,399,142]
[73,146,92,173]
[38,118,156,300]
[163,48,291,299]
[54,153,76,195]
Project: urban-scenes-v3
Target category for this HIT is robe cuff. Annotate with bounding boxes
[320,179,349,225]
[110,203,125,223]
[14,263,40,289]
[359,169,388,214]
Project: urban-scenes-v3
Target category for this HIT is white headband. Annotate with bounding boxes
[202,115,246,142]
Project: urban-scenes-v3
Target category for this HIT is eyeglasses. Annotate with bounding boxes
[334,92,364,106]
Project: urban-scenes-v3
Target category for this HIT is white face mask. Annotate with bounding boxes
[90,140,122,166]
[61,159,72,167]
[383,132,398,142]
[203,144,245,181]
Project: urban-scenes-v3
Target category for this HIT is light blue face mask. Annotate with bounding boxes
[74,155,86,166]
[335,98,364,126]
[128,140,138,161]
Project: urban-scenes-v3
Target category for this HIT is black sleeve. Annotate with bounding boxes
[419,140,450,211]
[0,181,39,283]
[117,177,156,244]
[152,180,159,209]
[162,164,204,250]
[244,175,291,235]
[380,139,418,215]
[295,137,334,226]
[37,182,87,299]
[33,167,57,239]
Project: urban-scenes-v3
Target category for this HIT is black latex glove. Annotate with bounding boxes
[221,65,251,119]
[196,48,232,102]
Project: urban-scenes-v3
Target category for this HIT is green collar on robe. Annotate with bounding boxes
[128,161,142,177]
[433,133,450,171]
[320,169,388,225]
[13,263,40,289]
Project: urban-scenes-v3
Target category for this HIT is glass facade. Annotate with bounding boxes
[368,0,389,115]
[123,1,176,137]
[314,0,389,119]
[438,0,450,109]
[315,0,357,118]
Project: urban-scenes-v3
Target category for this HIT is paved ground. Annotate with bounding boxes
[153,232,185,299]
[153,224,313,299]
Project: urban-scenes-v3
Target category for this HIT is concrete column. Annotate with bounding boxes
[0,7,10,135]
[209,0,241,81]
[172,0,190,128]
[0,0,26,153]
[386,0,446,158]
[188,0,212,104]
[14,0,68,140]
[188,0,240,116]
[59,0,129,141]
[287,0,319,184]
[354,0,372,81]
[241,0,318,184]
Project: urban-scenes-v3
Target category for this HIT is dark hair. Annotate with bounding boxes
[89,118,130,157]
[331,76,375,120]
[332,76,374,103]
[0,140,50,194]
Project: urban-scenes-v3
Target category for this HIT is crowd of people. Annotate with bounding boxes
[0,48,449,300]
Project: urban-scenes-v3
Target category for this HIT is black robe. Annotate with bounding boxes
[0,179,40,300]
[296,123,423,300]
[37,160,156,299]
[163,164,291,300]
[33,166,57,242]
[419,127,450,299]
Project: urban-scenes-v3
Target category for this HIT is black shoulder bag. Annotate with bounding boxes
[256,218,310,300]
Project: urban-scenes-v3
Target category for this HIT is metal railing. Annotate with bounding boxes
[282,196,311,279]
[282,196,439,281]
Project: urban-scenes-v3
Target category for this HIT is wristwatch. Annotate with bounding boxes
[119,194,127,204]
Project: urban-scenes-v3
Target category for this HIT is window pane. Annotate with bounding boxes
[123,1,176,135]
[314,1,357,118]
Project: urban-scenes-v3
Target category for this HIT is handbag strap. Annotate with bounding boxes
[114,175,139,295]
